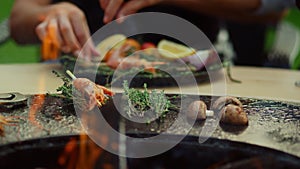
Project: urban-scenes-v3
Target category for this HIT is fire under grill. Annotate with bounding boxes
[0,134,300,169]
[0,94,299,168]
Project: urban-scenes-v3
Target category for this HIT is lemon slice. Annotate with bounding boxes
[96,34,126,57]
[157,39,195,60]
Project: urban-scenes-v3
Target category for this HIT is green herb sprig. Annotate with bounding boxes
[51,70,73,100]
[122,81,174,120]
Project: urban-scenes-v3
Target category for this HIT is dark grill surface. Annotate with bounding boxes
[0,135,299,169]
[0,94,299,157]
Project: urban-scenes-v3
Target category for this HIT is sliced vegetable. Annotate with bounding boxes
[42,25,60,61]
[96,34,126,60]
[124,38,141,51]
[157,39,195,60]
[142,42,156,49]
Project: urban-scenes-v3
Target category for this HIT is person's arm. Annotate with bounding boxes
[167,0,285,23]
[256,0,295,14]
[10,0,52,44]
[101,0,286,24]
[10,0,98,57]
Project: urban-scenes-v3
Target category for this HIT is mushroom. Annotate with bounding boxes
[212,96,248,126]
[220,104,248,125]
[211,96,243,111]
[186,100,207,120]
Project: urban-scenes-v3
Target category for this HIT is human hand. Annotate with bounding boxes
[100,0,163,23]
[100,0,124,23]
[36,2,99,60]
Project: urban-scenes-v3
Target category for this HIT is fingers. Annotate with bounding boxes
[117,0,161,18]
[103,0,124,23]
[117,0,143,18]
[102,0,161,23]
[74,42,100,61]
[87,40,100,56]
[36,19,63,46]
[38,19,62,61]
[75,39,100,61]
[36,17,81,54]
[69,12,89,49]
[37,18,96,60]
[99,0,109,10]
[36,2,99,60]
[48,18,64,47]
[69,12,90,46]
[58,14,81,53]
[36,21,48,41]
[36,18,63,49]
[69,12,99,60]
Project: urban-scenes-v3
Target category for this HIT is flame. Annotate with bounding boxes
[57,106,116,169]
[28,75,47,129]
[57,79,119,169]
[58,132,104,169]
[58,105,106,169]
[28,94,45,129]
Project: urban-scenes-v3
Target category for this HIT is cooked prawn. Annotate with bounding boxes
[73,78,114,110]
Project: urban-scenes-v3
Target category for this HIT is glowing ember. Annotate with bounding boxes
[0,115,20,136]
[55,70,118,169]
[28,94,45,129]
[58,98,107,169]
[58,133,103,169]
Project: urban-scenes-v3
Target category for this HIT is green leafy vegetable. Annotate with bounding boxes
[122,81,174,120]
[50,70,73,100]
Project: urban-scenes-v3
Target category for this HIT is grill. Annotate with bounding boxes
[0,134,299,169]
[0,94,299,168]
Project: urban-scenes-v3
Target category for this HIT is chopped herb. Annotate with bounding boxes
[50,70,73,100]
[122,81,175,120]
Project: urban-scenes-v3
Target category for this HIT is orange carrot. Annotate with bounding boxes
[42,25,60,61]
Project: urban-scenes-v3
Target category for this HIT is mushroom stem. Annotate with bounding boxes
[206,110,214,117]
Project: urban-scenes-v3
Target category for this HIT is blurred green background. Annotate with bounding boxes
[0,0,40,63]
[0,1,299,67]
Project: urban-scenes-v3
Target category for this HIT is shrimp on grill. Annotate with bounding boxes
[66,71,114,110]
[73,78,114,110]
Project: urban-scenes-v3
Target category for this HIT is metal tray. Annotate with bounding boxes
[60,55,222,87]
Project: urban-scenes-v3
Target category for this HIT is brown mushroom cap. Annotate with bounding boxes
[187,100,207,120]
[212,96,243,111]
[220,104,248,125]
